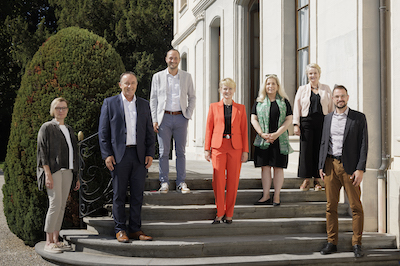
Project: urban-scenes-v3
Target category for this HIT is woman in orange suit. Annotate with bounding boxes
[205,78,249,224]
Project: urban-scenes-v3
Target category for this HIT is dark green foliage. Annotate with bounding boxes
[3,26,125,246]
[1,0,173,160]
[0,27,18,161]
[49,0,174,99]
[0,0,58,160]
[2,0,57,71]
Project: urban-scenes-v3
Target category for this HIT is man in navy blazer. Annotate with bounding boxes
[99,71,155,242]
[318,85,368,258]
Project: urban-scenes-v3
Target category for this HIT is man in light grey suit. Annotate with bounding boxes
[150,49,196,194]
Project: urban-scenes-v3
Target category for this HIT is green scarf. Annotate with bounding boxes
[253,94,293,155]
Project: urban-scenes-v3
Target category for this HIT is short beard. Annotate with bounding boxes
[168,64,178,70]
[335,103,347,109]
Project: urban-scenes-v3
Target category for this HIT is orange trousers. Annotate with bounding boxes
[211,138,243,217]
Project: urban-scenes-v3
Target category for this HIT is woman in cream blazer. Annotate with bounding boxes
[293,63,334,191]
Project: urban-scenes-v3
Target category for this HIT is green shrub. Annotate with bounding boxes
[2,26,124,246]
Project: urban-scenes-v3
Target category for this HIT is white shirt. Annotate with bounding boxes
[59,125,74,169]
[328,107,349,156]
[122,93,137,145]
[165,71,181,111]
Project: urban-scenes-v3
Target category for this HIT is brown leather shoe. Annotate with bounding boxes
[116,230,129,243]
[129,230,153,241]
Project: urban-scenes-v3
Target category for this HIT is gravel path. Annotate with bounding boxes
[0,171,53,266]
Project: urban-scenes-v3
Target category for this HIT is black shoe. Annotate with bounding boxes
[211,215,225,224]
[254,198,273,205]
[222,217,232,224]
[353,244,364,258]
[273,202,280,207]
[211,219,221,224]
[320,242,337,255]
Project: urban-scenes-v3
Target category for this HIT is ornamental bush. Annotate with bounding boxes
[2,26,125,246]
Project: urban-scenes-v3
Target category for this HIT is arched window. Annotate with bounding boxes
[249,0,260,102]
[210,17,221,103]
[181,53,187,72]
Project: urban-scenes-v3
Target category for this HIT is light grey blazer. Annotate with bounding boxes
[150,68,196,125]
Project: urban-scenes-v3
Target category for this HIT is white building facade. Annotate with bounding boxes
[172,0,400,247]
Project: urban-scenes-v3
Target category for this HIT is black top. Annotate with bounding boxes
[223,104,232,134]
[309,91,323,115]
[251,98,293,132]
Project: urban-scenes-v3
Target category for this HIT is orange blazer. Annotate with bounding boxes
[205,100,249,152]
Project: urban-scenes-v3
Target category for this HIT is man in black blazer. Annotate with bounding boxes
[318,85,368,258]
[99,71,155,242]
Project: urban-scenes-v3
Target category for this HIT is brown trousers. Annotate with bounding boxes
[324,157,364,246]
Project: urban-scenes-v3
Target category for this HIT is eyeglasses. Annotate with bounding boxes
[55,107,68,111]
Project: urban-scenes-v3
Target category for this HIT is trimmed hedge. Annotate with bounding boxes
[2,26,125,246]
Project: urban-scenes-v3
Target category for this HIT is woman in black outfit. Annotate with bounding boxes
[292,63,334,191]
[251,74,293,206]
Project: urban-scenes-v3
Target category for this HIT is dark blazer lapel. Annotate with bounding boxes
[325,112,333,135]
[135,97,143,124]
[343,108,354,142]
[116,94,126,124]
[322,112,333,150]
[318,111,333,171]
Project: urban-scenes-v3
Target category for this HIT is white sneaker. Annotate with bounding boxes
[44,243,63,253]
[55,242,72,251]
[159,182,169,193]
[176,182,190,194]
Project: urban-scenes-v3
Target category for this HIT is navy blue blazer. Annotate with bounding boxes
[98,94,155,165]
[319,108,368,175]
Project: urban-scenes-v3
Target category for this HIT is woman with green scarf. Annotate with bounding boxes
[251,74,293,206]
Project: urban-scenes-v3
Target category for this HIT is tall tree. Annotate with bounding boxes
[0,28,18,161]
[0,0,57,161]
[1,0,58,72]
[0,0,173,161]
[3,27,125,246]
[49,0,174,99]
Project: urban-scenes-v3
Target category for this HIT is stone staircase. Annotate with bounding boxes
[35,162,400,265]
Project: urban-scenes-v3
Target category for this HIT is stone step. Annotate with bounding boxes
[54,230,396,258]
[140,188,328,206]
[103,202,349,221]
[84,216,353,238]
[34,241,400,266]
[145,175,321,191]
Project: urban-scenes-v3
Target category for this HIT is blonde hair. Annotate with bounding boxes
[219,78,236,91]
[50,97,68,116]
[306,63,321,75]
[257,74,289,102]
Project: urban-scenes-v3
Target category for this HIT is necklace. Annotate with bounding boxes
[311,84,319,90]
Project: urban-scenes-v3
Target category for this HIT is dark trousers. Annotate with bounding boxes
[298,113,324,179]
[111,146,147,234]
[324,157,364,246]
